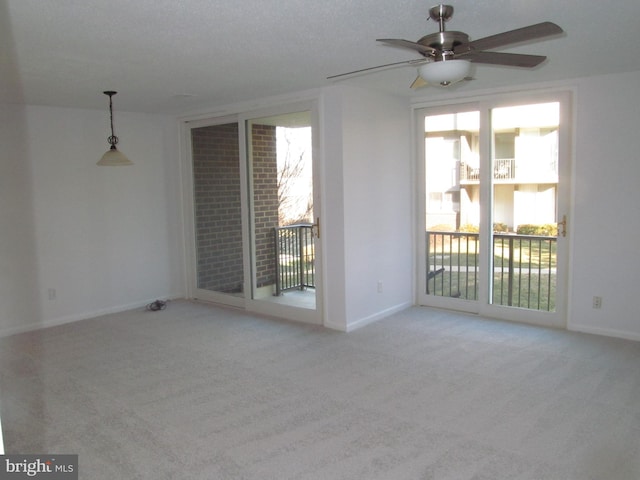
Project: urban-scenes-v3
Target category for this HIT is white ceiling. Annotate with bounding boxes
[3,0,640,114]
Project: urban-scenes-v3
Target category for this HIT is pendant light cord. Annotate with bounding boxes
[104,91,119,147]
[109,95,115,140]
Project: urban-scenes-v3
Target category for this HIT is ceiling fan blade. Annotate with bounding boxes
[464,51,547,68]
[410,76,428,89]
[455,22,563,54]
[377,38,437,56]
[327,59,426,80]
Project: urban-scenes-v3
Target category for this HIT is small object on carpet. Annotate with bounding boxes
[146,300,167,311]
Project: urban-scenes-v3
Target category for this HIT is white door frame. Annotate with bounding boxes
[239,100,323,325]
[180,101,324,326]
[415,89,573,328]
[180,114,245,308]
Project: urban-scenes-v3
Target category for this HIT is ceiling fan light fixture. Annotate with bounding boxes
[418,59,471,86]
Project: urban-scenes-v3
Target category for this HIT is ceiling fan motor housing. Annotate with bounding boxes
[418,31,470,61]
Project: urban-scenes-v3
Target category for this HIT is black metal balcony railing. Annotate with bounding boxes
[273,226,555,310]
[460,158,558,183]
[460,159,516,182]
[274,224,315,296]
[427,231,557,311]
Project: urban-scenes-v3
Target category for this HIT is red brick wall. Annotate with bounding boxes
[251,124,279,289]
[191,122,279,294]
[191,123,244,293]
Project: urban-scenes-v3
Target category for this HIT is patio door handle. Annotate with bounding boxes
[312,217,320,239]
[558,215,567,237]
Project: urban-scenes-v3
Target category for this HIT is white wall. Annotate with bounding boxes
[0,104,184,336]
[322,86,413,331]
[319,88,348,330]
[0,104,41,335]
[568,70,640,340]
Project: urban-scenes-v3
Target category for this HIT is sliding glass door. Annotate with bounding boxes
[421,107,481,312]
[417,93,571,327]
[187,118,246,307]
[183,103,322,325]
[243,107,322,324]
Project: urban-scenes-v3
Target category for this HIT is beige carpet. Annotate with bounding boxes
[1,300,639,479]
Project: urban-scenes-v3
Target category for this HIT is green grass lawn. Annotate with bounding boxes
[427,271,556,311]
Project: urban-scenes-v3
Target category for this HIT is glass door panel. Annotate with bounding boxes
[424,110,480,309]
[245,109,321,322]
[490,102,560,312]
[191,122,245,303]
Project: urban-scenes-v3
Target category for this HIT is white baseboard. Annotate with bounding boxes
[0,296,184,338]
[568,323,640,342]
[343,301,413,333]
[323,319,348,332]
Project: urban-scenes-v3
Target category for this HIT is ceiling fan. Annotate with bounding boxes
[328,4,563,88]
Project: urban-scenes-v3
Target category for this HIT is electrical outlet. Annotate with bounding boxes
[377,281,383,293]
[48,288,56,301]
[592,296,602,309]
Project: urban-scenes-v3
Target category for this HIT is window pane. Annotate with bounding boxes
[490,102,559,311]
[425,111,480,299]
[192,123,244,296]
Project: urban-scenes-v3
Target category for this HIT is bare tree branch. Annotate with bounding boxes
[277,128,313,225]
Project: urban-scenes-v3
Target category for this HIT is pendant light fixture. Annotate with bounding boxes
[98,91,132,166]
